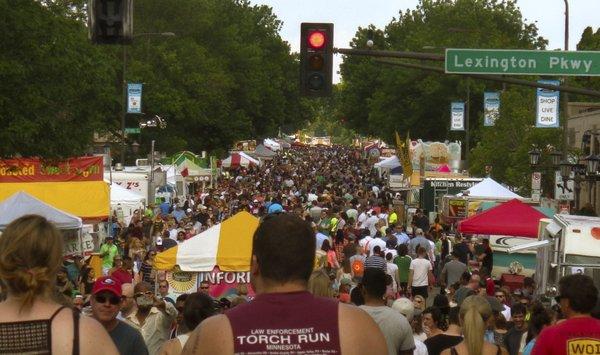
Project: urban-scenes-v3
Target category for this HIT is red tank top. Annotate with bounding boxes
[226,291,341,354]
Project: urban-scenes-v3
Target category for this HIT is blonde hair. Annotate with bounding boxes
[459,295,492,355]
[307,269,333,298]
[413,295,426,310]
[0,215,63,311]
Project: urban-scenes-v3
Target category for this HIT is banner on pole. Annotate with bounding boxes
[483,92,500,126]
[127,83,143,114]
[450,101,465,131]
[536,80,560,128]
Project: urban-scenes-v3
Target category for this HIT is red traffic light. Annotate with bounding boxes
[307,31,326,49]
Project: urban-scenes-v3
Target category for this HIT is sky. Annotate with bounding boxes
[254,0,600,83]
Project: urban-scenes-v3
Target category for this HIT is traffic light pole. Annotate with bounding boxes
[333,49,600,98]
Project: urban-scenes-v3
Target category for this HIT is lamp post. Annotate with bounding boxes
[529,148,542,201]
[561,0,570,161]
[120,32,176,165]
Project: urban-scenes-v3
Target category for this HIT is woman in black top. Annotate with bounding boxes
[426,306,463,355]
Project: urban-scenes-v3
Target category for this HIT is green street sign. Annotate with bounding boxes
[445,49,600,76]
[124,127,141,134]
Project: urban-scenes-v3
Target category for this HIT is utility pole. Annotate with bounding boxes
[562,0,570,160]
[465,80,470,169]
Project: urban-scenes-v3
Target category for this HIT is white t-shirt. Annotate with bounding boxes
[409,258,432,287]
[359,306,415,355]
[369,238,387,256]
[386,262,399,292]
[359,236,374,253]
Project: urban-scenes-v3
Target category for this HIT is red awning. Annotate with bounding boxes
[457,199,545,238]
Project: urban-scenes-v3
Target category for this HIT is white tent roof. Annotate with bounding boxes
[221,152,260,168]
[110,183,145,203]
[263,138,281,151]
[375,155,401,169]
[458,177,523,199]
[0,191,82,230]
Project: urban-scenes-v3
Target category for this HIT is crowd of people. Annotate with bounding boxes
[0,145,599,355]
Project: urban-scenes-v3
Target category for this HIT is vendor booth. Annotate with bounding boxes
[0,192,92,258]
[0,156,109,221]
[458,199,546,278]
[155,211,259,299]
[110,183,145,225]
[221,152,260,168]
[253,144,277,160]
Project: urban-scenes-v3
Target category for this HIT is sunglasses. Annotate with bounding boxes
[134,291,154,298]
[95,294,122,305]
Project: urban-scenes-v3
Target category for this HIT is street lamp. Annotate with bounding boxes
[131,141,140,154]
[528,148,541,166]
[550,150,563,167]
[559,160,572,183]
[120,32,176,165]
[584,155,600,175]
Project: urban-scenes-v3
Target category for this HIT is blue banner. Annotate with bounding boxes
[127,83,143,114]
[483,92,500,126]
[536,80,560,128]
[450,101,465,131]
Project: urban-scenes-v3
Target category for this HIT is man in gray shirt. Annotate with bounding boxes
[440,251,467,289]
[359,268,415,355]
[408,228,431,258]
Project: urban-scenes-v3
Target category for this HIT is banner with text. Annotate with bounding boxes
[483,92,500,126]
[450,101,465,131]
[0,156,103,183]
[536,80,560,128]
[127,83,143,114]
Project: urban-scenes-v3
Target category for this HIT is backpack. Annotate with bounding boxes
[351,258,365,278]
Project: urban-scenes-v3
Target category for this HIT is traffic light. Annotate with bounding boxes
[88,0,134,45]
[300,23,333,97]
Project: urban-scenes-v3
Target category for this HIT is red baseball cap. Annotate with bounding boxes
[92,276,122,297]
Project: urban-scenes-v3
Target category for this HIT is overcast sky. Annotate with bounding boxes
[254,0,600,83]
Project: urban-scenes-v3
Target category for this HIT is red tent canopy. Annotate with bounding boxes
[457,199,545,238]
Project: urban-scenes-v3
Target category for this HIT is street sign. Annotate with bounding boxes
[531,172,541,190]
[555,171,575,201]
[445,49,600,76]
[124,127,141,134]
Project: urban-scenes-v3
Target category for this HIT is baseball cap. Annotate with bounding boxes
[392,298,414,322]
[92,276,122,297]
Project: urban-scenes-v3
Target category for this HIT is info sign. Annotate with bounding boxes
[445,49,600,76]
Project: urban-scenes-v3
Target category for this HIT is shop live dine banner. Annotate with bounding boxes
[0,156,108,219]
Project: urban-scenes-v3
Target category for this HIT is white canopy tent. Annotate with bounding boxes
[374,155,401,169]
[457,177,523,199]
[0,191,83,230]
[221,152,260,168]
[263,138,281,151]
[110,183,145,225]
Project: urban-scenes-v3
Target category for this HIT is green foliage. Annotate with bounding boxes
[0,0,118,158]
[571,26,600,101]
[339,0,547,145]
[469,88,561,193]
[0,0,305,159]
[302,87,357,146]
[129,0,305,157]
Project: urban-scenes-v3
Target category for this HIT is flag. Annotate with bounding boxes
[181,167,189,177]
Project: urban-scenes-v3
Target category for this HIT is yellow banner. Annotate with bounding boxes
[0,181,109,219]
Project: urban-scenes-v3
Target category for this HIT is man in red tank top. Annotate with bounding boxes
[183,213,387,355]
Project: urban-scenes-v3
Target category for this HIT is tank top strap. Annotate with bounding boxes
[72,310,80,355]
[48,306,69,321]
[496,344,501,355]
[177,333,190,348]
[450,346,458,355]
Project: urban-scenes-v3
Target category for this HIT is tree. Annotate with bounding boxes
[127,0,306,156]
[0,0,119,158]
[469,87,561,193]
[338,0,547,147]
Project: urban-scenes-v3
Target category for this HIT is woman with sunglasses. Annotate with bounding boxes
[0,215,118,354]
